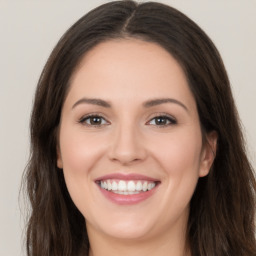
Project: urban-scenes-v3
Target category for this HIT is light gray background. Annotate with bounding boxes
[0,1,255,255]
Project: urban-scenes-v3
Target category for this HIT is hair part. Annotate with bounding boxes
[24,1,256,255]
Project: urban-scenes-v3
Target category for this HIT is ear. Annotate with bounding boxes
[56,145,63,169]
[199,131,218,177]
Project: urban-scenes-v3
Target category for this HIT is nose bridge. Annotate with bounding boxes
[108,118,146,164]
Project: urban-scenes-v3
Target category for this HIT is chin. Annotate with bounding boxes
[89,214,156,241]
[104,225,153,241]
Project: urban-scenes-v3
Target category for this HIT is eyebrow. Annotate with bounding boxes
[72,97,188,112]
[143,98,188,112]
[72,98,111,109]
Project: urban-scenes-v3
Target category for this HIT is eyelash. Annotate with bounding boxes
[78,113,177,127]
[146,113,177,127]
[78,114,109,127]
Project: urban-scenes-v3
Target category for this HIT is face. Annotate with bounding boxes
[57,39,216,242]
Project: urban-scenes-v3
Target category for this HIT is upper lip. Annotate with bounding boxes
[95,173,160,182]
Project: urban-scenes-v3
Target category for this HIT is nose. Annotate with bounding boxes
[108,123,147,165]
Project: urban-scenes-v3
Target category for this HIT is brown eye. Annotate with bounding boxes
[88,116,103,125]
[155,117,169,125]
[79,115,108,126]
[147,115,177,126]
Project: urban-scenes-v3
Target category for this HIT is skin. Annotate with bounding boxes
[57,39,217,256]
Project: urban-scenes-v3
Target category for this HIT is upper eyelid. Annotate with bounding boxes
[79,112,108,119]
[147,112,177,121]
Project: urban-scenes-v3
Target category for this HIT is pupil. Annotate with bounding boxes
[91,117,101,124]
[156,117,166,125]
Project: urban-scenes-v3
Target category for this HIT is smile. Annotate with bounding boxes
[99,180,157,194]
[95,173,160,205]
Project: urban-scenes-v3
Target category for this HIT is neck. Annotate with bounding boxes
[87,221,190,256]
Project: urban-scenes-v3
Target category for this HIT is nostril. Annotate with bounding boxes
[108,146,147,164]
[107,130,147,164]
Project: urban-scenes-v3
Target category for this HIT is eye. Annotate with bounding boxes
[79,115,109,126]
[147,115,177,126]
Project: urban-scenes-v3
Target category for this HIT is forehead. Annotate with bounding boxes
[72,38,185,85]
[67,38,196,110]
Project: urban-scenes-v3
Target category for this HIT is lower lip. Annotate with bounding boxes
[98,186,158,205]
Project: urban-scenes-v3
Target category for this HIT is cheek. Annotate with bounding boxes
[58,125,107,207]
[58,127,110,222]
[150,128,202,208]
[151,128,203,176]
[59,126,106,177]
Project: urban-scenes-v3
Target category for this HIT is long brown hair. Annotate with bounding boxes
[23,1,256,255]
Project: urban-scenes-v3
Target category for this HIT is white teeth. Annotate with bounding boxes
[112,181,118,191]
[142,182,147,191]
[118,180,126,191]
[148,182,155,190]
[127,181,136,192]
[112,191,140,195]
[99,179,157,193]
[129,191,139,195]
[136,181,142,191]
[107,180,112,190]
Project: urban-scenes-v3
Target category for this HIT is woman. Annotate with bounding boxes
[24,1,256,255]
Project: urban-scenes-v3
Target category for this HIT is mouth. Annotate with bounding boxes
[96,179,159,195]
[95,173,160,205]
